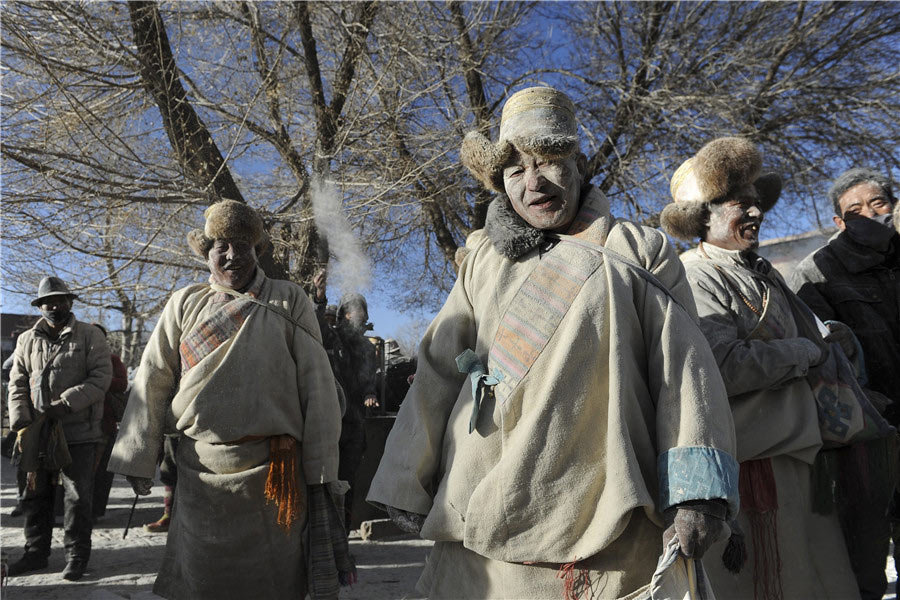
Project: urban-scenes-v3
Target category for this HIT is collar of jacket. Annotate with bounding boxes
[485,186,609,260]
[699,242,773,278]
[829,230,900,274]
[34,313,75,341]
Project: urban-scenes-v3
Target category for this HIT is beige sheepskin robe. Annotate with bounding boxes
[682,243,859,600]
[109,268,341,600]
[368,188,739,599]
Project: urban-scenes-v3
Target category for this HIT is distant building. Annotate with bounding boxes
[757,227,837,280]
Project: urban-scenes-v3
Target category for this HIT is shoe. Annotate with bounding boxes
[143,513,170,533]
[10,504,22,517]
[62,559,87,581]
[7,554,48,576]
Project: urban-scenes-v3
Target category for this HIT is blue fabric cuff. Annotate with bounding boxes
[657,446,739,518]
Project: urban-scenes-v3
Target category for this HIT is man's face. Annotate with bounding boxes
[39,295,73,326]
[833,182,893,231]
[207,239,257,290]
[502,150,584,232]
[703,186,764,252]
[343,306,368,331]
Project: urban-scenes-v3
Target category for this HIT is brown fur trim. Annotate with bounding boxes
[753,173,782,212]
[660,200,708,241]
[187,229,212,258]
[460,131,512,193]
[694,137,761,201]
[204,200,265,244]
[511,134,578,161]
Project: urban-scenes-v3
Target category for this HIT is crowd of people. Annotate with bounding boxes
[3,85,899,600]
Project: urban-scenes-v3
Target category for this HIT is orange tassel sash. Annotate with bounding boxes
[264,435,306,531]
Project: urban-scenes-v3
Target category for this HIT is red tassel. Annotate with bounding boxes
[264,435,305,531]
[556,558,591,600]
[739,459,783,600]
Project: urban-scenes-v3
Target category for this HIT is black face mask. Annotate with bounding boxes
[844,212,896,252]
[41,306,71,326]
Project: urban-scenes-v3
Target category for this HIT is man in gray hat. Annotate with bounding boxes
[367,87,739,598]
[6,276,112,580]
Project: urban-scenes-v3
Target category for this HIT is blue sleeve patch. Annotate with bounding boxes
[657,447,739,518]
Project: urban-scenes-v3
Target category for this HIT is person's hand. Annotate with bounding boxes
[42,400,70,419]
[364,395,379,408]
[386,505,426,534]
[313,269,327,302]
[662,501,727,559]
[127,476,153,496]
[824,320,858,360]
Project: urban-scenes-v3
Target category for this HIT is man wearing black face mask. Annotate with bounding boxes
[6,277,111,580]
[334,292,377,532]
[792,167,900,600]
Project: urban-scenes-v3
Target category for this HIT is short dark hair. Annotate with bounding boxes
[829,168,895,216]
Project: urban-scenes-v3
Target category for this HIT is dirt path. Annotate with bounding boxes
[1,463,427,599]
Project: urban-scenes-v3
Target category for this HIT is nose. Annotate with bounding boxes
[747,205,762,219]
[224,244,237,261]
[860,204,877,218]
[525,167,545,192]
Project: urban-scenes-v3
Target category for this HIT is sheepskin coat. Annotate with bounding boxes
[8,315,112,444]
[682,243,858,600]
[368,188,738,599]
[109,268,341,599]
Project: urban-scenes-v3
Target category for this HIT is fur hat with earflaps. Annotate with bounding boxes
[660,137,783,241]
[187,200,271,257]
[460,87,579,193]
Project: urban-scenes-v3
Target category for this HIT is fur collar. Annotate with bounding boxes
[485,187,610,259]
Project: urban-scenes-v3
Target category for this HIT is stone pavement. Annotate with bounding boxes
[1,460,897,599]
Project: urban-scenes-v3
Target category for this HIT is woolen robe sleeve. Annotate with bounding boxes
[366,258,477,515]
[109,289,186,479]
[687,266,822,397]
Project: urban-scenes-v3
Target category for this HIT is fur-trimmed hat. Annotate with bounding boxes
[460,87,579,193]
[187,200,270,257]
[660,137,783,241]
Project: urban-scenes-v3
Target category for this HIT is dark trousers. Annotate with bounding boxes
[92,433,116,518]
[21,442,96,562]
[337,417,366,532]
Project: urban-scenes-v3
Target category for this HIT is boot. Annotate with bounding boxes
[62,559,87,581]
[143,485,173,533]
[7,553,48,576]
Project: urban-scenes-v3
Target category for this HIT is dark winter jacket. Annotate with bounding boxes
[791,230,900,423]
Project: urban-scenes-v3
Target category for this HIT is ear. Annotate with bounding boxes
[575,152,587,180]
[833,214,846,231]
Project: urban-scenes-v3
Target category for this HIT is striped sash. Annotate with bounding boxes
[179,276,265,373]
[487,206,609,405]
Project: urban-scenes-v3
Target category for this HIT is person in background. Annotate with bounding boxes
[90,323,129,521]
[6,276,112,581]
[661,136,862,599]
[791,168,900,600]
[368,87,738,599]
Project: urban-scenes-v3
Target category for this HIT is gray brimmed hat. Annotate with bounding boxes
[460,87,579,194]
[187,200,271,258]
[660,137,783,241]
[31,276,78,307]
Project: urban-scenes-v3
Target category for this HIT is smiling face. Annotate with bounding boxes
[502,149,584,232]
[207,238,258,291]
[703,185,764,252]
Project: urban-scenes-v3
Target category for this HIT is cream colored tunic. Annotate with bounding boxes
[368,192,738,599]
[683,243,858,600]
[109,268,341,599]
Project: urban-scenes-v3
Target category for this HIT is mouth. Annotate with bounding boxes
[527,194,558,211]
[740,222,760,239]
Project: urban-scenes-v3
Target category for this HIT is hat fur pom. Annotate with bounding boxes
[695,137,762,201]
[660,200,708,241]
[753,173,783,212]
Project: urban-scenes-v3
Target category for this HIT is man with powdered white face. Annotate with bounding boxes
[367,87,739,599]
[661,137,865,599]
